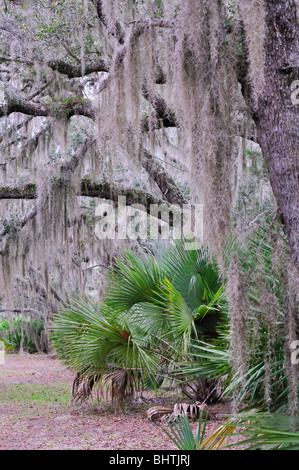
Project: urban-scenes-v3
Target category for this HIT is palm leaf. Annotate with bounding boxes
[52,297,160,389]
[225,413,299,450]
[106,251,164,314]
[160,412,209,451]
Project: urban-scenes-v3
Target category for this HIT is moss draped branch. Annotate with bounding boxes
[47,58,110,78]
[0,179,174,207]
[140,149,187,205]
[0,178,183,242]
[0,95,95,120]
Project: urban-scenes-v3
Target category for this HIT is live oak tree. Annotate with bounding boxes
[0,0,298,399]
[238,0,299,265]
[0,0,191,315]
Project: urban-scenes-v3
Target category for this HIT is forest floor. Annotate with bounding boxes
[0,354,237,450]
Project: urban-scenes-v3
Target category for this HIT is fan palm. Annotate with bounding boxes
[52,243,227,404]
[171,330,289,409]
[159,411,209,451]
[52,298,159,403]
[106,244,226,348]
[208,412,299,450]
[105,243,227,399]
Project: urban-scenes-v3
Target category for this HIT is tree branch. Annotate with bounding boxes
[81,178,163,208]
[47,58,109,78]
[61,137,96,173]
[0,180,169,207]
[0,184,37,199]
[0,55,109,78]
[0,204,37,240]
[91,0,125,44]
[141,82,177,129]
[0,178,181,242]
[140,149,187,205]
[0,95,95,120]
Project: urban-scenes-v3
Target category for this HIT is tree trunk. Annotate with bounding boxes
[254,0,299,263]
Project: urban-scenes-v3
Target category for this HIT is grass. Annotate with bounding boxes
[0,382,70,404]
[0,355,187,449]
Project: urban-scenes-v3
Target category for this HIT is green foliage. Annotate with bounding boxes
[0,214,21,240]
[153,0,164,18]
[52,297,159,380]
[107,244,224,337]
[172,220,296,411]
[47,148,63,165]
[49,96,87,118]
[53,228,296,412]
[0,316,46,353]
[52,243,226,403]
[160,411,209,450]
[106,250,164,314]
[171,338,230,386]
[50,175,65,185]
[226,413,299,450]
[0,318,10,331]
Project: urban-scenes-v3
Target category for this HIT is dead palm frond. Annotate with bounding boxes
[72,372,99,403]
[98,368,143,406]
[146,402,210,423]
[72,368,144,406]
[146,406,175,422]
[173,402,209,420]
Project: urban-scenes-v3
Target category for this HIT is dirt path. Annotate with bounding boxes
[0,354,228,450]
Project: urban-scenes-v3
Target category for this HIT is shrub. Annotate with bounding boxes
[0,316,48,353]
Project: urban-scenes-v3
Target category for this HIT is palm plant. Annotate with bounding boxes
[171,221,296,411]
[171,328,289,409]
[205,412,299,450]
[106,244,226,348]
[160,410,299,451]
[231,413,299,450]
[159,411,210,450]
[160,410,235,450]
[105,244,227,400]
[52,224,296,411]
[52,243,227,405]
[52,298,160,404]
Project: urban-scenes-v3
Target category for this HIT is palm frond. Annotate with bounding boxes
[52,297,160,388]
[159,411,209,450]
[98,368,143,406]
[160,244,221,312]
[106,251,164,314]
[228,413,299,450]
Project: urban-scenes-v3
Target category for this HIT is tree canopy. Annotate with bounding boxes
[0,0,298,410]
